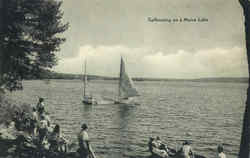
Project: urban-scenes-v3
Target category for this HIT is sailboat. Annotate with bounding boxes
[82,60,97,105]
[114,57,139,105]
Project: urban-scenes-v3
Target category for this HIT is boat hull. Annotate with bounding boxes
[114,101,127,104]
[114,98,140,105]
[82,100,94,105]
[82,97,98,105]
[114,101,140,105]
[150,147,206,158]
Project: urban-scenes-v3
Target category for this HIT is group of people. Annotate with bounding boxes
[12,98,68,156]
[9,97,228,158]
[10,97,94,158]
[148,136,170,157]
[148,137,226,158]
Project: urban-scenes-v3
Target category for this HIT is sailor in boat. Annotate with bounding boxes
[148,137,155,154]
[217,145,226,158]
[77,123,90,158]
[149,136,169,158]
[155,136,169,152]
[154,137,162,147]
[114,57,139,104]
[179,140,194,158]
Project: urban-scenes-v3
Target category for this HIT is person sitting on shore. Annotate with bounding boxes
[13,110,22,131]
[78,123,90,158]
[15,134,27,157]
[49,124,60,152]
[18,111,26,130]
[29,107,38,136]
[32,107,38,121]
[24,112,32,132]
[38,115,49,145]
[180,140,194,158]
[217,145,226,158]
[49,124,68,153]
[43,113,51,128]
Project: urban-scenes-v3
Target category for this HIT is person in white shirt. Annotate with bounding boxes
[30,107,38,136]
[31,107,38,121]
[180,140,193,158]
[217,145,226,158]
[43,113,51,127]
[78,123,90,158]
[38,115,49,144]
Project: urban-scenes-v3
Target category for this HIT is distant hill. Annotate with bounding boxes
[134,77,249,83]
[31,71,249,83]
[189,77,248,83]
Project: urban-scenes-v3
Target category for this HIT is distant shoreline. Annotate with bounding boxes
[27,72,249,83]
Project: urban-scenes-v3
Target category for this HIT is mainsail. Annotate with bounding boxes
[118,57,139,99]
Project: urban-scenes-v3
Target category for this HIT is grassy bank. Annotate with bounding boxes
[0,93,32,126]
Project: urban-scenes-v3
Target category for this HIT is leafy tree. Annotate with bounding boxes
[239,0,250,157]
[0,0,68,92]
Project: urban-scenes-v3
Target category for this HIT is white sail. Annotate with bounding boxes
[82,59,97,105]
[118,57,139,99]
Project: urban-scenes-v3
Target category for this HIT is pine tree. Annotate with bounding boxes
[239,0,250,157]
[0,0,68,91]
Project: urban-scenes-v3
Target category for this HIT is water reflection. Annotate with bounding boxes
[116,105,137,157]
[80,104,94,125]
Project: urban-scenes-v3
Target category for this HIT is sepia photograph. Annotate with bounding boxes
[0,0,250,158]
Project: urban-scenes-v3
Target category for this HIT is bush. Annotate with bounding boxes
[0,95,32,126]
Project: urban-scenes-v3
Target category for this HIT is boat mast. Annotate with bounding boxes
[83,59,87,98]
[118,57,122,101]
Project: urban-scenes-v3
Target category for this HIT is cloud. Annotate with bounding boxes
[58,0,244,59]
[54,45,248,79]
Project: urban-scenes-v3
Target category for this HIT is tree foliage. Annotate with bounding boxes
[239,0,250,158]
[0,0,69,91]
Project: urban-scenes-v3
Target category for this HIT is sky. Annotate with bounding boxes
[54,0,248,79]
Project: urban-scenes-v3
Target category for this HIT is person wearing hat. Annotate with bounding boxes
[217,145,226,158]
[78,123,90,158]
[180,140,194,158]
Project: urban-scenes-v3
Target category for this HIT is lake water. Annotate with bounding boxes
[9,80,247,158]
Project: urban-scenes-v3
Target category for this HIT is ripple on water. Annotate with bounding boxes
[8,80,247,158]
